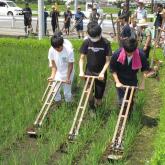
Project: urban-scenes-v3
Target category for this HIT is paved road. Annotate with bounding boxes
[0,15,114,39]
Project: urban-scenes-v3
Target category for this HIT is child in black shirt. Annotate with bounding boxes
[79,22,112,109]
[110,38,149,106]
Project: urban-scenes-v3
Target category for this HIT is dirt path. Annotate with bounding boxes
[126,78,161,165]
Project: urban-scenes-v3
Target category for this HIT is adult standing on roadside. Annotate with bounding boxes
[63,6,72,35]
[50,5,60,34]
[118,3,131,22]
[89,6,100,24]
[22,2,32,35]
[75,6,86,39]
[154,3,163,46]
[134,0,147,22]
[44,6,49,36]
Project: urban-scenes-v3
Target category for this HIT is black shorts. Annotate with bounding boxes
[24,18,31,26]
[85,69,107,99]
[65,22,70,29]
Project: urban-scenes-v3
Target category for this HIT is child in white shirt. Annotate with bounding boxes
[48,33,74,102]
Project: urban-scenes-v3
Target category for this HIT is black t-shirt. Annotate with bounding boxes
[22,7,32,20]
[80,37,112,74]
[51,11,59,23]
[154,12,163,27]
[110,49,149,86]
[64,11,72,23]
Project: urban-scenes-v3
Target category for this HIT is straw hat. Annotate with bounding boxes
[160,9,165,15]
[77,6,81,9]
[52,5,55,9]
[138,0,144,3]
[137,19,148,26]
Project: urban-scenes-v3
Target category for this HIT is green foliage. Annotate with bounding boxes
[150,50,165,165]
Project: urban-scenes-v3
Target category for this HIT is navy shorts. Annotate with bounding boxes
[76,24,83,31]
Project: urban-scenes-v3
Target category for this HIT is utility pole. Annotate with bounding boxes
[38,0,44,40]
[74,0,78,14]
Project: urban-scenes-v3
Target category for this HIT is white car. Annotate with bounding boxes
[0,0,22,16]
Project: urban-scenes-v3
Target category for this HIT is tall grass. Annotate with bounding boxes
[150,49,165,165]
[0,38,152,164]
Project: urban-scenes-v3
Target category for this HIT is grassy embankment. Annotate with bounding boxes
[150,49,165,165]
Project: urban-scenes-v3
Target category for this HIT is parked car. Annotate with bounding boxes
[0,0,22,16]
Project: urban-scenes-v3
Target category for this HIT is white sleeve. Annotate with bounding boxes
[68,50,74,63]
[64,39,73,50]
[48,47,54,67]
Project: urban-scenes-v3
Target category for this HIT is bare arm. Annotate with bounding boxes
[48,60,57,81]
[112,72,123,87]
[144,35,151,47]
[98,56,110,80]
[66,62,74,84]
[79,54,85,77]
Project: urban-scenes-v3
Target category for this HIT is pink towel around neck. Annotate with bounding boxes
[117,48,142,70]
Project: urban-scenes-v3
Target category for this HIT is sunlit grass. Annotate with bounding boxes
[0,38,162,164]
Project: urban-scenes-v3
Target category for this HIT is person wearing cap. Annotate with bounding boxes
[154,3,163,46]
[118,14,132,46]
[48,32,74,103]
[44,6,49,36]
[158,9,165,57]
[50,5,60,34]
[118,3,131,23]
[134,0,147,22]
[75,6,86,39]
[137,19,151,59]
[89,6,100,23]
[22,2,32,35]
[79,22,112,110]
[154,3,163,31]
[63,6,72,35]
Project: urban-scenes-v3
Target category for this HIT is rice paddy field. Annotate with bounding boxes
[0,38,165,165]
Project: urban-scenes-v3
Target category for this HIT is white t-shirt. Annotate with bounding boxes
[64,39,73,50]
[48,44,74,81]
[48,39,73,67]
[135,7,147,21]
[127,55,133,65]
